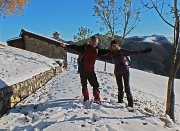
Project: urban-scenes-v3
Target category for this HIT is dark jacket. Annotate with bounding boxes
[99,48,144,75]
[66,45,110,71]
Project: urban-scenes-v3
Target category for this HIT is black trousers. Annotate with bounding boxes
[115,72,133,107]
[80,70,99,90]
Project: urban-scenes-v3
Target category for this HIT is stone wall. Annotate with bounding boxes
[0,64,61,117]
[24,35,67,67]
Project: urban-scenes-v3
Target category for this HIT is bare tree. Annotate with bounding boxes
[93,0,140,71]
[141,0,180,122]
[73,27,93,45]
[93,0,140,45]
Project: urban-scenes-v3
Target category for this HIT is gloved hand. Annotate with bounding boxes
[60,43,66,48]
[143,47,152,53]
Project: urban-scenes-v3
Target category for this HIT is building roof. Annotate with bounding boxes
[20,28,63,46]
[7,28,64,47]
[7,37,23,43]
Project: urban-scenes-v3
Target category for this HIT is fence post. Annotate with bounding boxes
[104,61,106,71]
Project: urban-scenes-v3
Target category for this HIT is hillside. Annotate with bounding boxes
[65,34,180,79]
[0,45,180,130]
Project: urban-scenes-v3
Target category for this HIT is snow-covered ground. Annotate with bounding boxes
[0,44,58,88]
[0,44,180,131]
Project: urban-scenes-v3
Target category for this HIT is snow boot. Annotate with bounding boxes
[82,88,89,102]
[93,89,100,104]
[126,93,133,108]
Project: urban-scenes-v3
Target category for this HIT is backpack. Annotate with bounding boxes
[111,50,131,67]
[77,44,88,73]
[124,56,131,66]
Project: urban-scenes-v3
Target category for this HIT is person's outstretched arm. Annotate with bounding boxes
[61,43,85,54]
[122,47,152,56]
[98,52,112,61]
[98,49,110,56]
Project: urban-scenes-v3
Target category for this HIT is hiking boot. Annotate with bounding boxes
[82,88,89,102]
[128,102,133,108]
[118,100,124,103]
[93,89,100,103]
[94,100,101,104]
[126,93,133,108]
[83,97,89,102]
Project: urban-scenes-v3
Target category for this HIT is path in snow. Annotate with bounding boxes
[0,62,179,131]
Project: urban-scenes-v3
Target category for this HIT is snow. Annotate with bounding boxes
[0,43,180,131]
[0,41,7,46]
[0,44,59,88]
[20,28,65,44]
[7,37,22,42]
[143,36,157,43]
[166,37,174,44]
[125,35,174,45]
[128,36,143,39]
[142,35,173,44]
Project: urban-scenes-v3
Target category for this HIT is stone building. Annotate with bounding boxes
[7,28,67,67]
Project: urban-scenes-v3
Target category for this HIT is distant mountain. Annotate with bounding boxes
[122,35,173,77]
[64,34,180,79]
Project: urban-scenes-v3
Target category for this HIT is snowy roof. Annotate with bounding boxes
[7,37,22,42]
[20,28,64,46]
[7,28,66,47]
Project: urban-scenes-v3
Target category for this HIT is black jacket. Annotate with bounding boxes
[66,44,110,56]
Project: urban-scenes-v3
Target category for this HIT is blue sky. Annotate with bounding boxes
[0,0,174,42]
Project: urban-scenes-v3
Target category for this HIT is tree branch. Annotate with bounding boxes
[151,0,174,28]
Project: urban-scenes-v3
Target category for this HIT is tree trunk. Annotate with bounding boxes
[166,47,176,122]
[174,54,180,75]
[166,17,179,122]
[166,76,175,122]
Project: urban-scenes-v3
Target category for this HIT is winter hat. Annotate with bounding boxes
[111,40,118,46]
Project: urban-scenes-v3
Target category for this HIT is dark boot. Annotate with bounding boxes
[126,93,133,108]
[93,89,100,103]
[82,88,89,102]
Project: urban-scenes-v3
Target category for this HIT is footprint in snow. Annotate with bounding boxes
[107,86,112,89]
[105,124,117,131]
[68,114,78,121]
[110,99,116,104]
[99,108,108,114]
[104,81,108,84]
[103,89,108,93]
[101,83,105,86]
[92,113,101,122]
[110,93,116,98]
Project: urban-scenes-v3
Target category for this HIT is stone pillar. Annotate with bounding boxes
[53,31,60,41]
